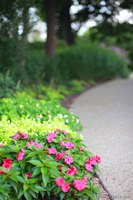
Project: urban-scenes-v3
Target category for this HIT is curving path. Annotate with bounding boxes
[70,78,133,200]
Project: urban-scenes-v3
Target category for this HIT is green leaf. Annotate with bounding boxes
[42,174,49,187]
[28,160,42,166]
[32,167,40,177]
[17,176,25,183]
[41,167,48,175]
[24,191,32,200]
[35,185,45,192]
[60,192,65,200]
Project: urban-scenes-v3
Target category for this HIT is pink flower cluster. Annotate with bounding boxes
[13,132,28,140]
[56,175,87,192]
[66,166,77,176]
[60,141,75,149]
[56,177,70,192]
[85,155,101,172]
[26,140,42,149]
[16,149,25,161]
[48,147,57,155]
[0,158,12,175]
[64,156,74,165]
[46,132,56,143]
[73,175,87,191]
[55,152,65,161]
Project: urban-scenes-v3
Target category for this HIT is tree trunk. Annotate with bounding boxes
[59,0,74,45]
[45,0,56,56]
[20,0,29,73]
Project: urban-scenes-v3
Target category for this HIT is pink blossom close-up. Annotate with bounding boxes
[64,156,74,165]
[16,149,25,161]
[60,140,65,147]
[2,158,12,169]
[46,132,56,143]
[55,152,65,161]
[61,182,70,193]
[88,156,97,165]
[48,147,57,154]
[95,155,102,163]
[73,175,87,191]
[64,142,75,149]
[21,133,28,139]
[85,163,92,172]
[66,166,77,176]
[55,177,65,187]
[13,133,20,140]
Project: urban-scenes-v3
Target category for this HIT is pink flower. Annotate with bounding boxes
[26,140,36,148]
[61,182,70,192]
[73,175,87,191]
[88,156,97,165]
[26,172,32,178]
[48,147,57,155]
[2,158,12,169]
[35,143,42,148]
[21,133,28,139]
[66,166,77,176]
[66,137,70,141]
[0,144,2,148]
[95,155,102,163]
[30,140,36,146]
[55,152,65,161]
[62,130,67,134]
[60,141,65,147]
[13,133,20,140]
[46,132,56,143]
[85,163,92,172]
[64,142,74,149]
[56,177,65,186]
[17,149,25,161]
[64,156,74,165]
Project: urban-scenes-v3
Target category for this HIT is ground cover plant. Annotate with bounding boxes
[0,97,101,200]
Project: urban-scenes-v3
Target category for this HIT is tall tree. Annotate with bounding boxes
[45,0,56,56]
[59,0,75,45]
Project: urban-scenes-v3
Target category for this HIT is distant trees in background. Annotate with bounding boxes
[0,0,132,87]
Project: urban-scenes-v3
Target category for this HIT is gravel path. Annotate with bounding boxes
[70,78,133,200]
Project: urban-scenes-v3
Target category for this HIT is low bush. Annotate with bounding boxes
[0,129,101,200]
[0,98,82,143]
[55,43,129,83]
[0,97,101,199]
[0,71,20,98]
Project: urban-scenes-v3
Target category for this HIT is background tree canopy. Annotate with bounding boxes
[0,0,132,98]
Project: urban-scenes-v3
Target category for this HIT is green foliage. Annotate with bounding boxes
[0,97,101,199]
[0,71,20,98]
[0,97,82,143]
[55,43,129,82]
[0,129,101,200]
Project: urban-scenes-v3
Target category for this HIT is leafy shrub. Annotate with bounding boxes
[0,71,20,98]
[0,97,101,199]
[55,44,129,82]
[0,98,82,143]
[0,129,101,200]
